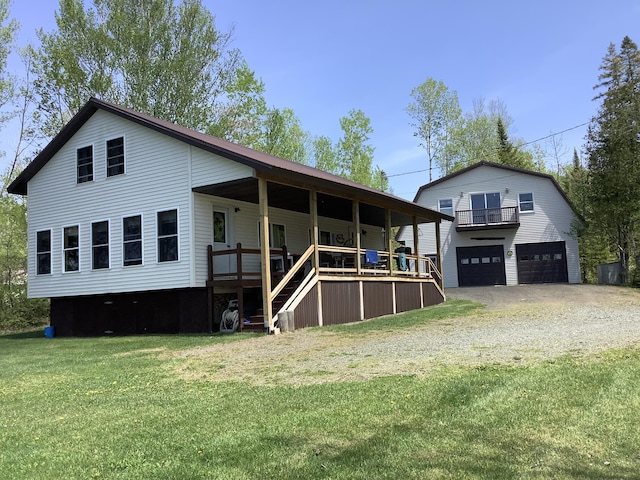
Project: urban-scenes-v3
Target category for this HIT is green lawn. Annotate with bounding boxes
[1,306,639,479]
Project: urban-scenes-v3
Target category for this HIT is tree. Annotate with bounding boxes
[584,36,640,283]
[33,0,243,135]
[336,109,375,186]
[495,117,542,171]
[312,135,338,174]
[255,107,309,164]
[206,60,268,148]
[406,78,461,181]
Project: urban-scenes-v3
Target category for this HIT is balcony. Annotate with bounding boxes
[455,206,520,231]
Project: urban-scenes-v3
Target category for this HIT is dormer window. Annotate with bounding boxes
[106,137,125,176]
[77,146,93,183]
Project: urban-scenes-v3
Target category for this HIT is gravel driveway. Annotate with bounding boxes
[171,284,640,385]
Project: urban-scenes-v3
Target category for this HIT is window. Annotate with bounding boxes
[438,198,453,217]
[77,145,93,183]
[258,222,286,248]
[36,230,51,275]
[213,211,226,244]
[319,230,331,245]
[471,192,501,223]
[63,226,79,272]
[158,209,178,262]
[106,137,125,177]
[123,215,142,266]
[92,221,110,269]
[519,192,534,212]
[271,223,286,248]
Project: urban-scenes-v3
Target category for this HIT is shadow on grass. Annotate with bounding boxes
[0,329,262,341]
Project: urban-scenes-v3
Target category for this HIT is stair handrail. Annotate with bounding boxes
[270,244,315,300]
[277,268,318,315]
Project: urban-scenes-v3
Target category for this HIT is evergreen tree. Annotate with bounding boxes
[585,36,640,283]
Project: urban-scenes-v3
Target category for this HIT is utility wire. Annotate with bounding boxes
[387,121,590,179]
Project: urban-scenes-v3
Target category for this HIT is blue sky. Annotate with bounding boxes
[4,0,640,199]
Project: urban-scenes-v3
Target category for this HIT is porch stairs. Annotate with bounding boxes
[242,278,303,332]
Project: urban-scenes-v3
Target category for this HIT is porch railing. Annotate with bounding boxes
[207,243,442,286]
[456,206,519,229]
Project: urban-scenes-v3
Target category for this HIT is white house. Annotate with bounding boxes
[397,161,582,288]
[8,98,451,336]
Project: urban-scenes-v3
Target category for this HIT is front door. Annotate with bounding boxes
[212,208,234,275]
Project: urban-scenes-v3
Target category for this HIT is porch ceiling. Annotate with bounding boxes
[193,176,448,228]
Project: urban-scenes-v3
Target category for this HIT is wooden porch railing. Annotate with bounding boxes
[207,243,444,331]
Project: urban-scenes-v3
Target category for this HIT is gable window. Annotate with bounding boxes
[77,145,93,183]
[106,137,125,177]
[63,225,79,272]
[158,209,178,262]
[438,198,453,217]
[123,215,142,266]
[92,220,110,269]
[519,192,534,213]
[36,230,51,275]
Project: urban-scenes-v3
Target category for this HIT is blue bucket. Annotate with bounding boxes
[44,326,55,338]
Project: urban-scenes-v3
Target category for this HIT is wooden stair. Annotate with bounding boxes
[241,279,302,332]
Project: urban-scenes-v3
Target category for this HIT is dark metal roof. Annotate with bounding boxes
[8,97,451,226]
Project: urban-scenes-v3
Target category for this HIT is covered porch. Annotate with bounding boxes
[195,170,452,333]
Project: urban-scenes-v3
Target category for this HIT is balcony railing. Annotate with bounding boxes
[455,206,520,231]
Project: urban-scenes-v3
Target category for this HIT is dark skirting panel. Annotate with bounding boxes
[423,282,445,307]
[291,284,319,329]
[321,281,361,325]
[395,282,422,313]
[50,288,209,336]
[363,282,394,319]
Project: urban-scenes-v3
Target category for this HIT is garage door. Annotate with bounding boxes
[516,241,568,284]
[456,245,506,287]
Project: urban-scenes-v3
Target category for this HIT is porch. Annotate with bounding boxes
[207,242,444,332]
[455,206,520,231]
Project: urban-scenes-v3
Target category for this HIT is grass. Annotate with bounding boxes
[321,299,484,334]
[1,305,639,479]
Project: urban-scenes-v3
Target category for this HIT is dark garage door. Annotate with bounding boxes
[516,241,568,284]
[456,245,506,287]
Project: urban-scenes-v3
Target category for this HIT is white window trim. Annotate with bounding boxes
[105,134,126,178]
[156,207,180,263]
[62,224,81,273]
[469,192,502,209]
[76,143,95,184]
[91,218,111,270]
[257,221,287,249]
[122,213,144,267]
[35,228,52,276]
[438,198,454,216]
[518,192,535,213]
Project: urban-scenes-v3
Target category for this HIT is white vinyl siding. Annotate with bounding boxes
[397,165,581,287]
[26,110,192,298]
[190,147,253,188]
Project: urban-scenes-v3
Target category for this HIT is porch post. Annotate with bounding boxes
[385,208,392,274]
[258,176,273,331]
[310,190,319,274]
[353,200,361,275]
[413,216,420,274]
[435,220,443,288]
